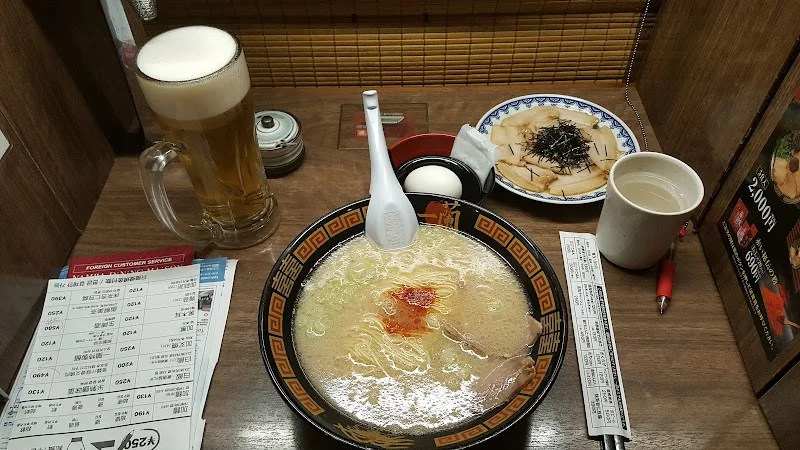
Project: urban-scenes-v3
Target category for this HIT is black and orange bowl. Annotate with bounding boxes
[259,194,568,450]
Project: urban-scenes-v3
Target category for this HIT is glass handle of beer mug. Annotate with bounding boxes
[139,141,222,244]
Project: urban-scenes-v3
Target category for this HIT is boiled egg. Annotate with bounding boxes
[403,165,463,198]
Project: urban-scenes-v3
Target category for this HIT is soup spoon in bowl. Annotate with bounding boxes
[362,90,419,250]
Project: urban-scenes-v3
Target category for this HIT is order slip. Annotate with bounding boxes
[7,265,199,450]
[559,232,631,440]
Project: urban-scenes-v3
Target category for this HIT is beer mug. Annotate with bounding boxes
[136,26,279,248]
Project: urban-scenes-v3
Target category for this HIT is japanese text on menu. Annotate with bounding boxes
[7,265,200,450]
[560,232,631,439]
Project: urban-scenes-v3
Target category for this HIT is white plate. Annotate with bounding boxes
[476,94,641,204]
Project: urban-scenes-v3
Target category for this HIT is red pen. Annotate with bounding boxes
[657,224,687,314]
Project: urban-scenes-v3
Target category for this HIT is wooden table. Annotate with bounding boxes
[71,84,777,449]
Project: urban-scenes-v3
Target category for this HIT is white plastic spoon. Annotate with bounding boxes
[363,90,419,249]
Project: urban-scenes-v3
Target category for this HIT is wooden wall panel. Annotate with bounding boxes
[0,0,120,391]
[636,0,800,212]
[699,53,800,395]
[760,360,800,449]
[0,0,116,230]
[0,110,80,392]
[24,0,144,154]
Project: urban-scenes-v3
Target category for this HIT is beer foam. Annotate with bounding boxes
[136,26,250,121]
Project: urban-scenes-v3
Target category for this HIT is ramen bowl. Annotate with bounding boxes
[259,194,568,449]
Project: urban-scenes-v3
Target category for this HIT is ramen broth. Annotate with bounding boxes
[293,225,540,434]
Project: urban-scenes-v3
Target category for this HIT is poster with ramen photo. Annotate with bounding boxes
[719,90,800,359]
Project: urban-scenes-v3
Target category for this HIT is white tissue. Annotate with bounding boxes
[450,124,498,188]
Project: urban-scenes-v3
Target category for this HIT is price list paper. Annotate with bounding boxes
[7,265,200,450]
[559,232,631,440]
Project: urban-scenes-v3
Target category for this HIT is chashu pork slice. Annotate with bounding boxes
[497,143,527,166]
[475,355,536,409]
[557,109,600,127]
[582,126,619,172]
[547,164,608,196]
[501,107,560,127]
[441,314,543,360]
[522,154,571,174]
[496,163,557,192]
[548,175,607,197]
[490,124,526,146]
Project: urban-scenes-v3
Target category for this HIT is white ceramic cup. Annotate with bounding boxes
[596,152,704,269]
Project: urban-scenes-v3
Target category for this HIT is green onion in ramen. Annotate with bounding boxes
[293,225,542,434]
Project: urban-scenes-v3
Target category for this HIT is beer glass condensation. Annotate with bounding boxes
[137,26,279,248]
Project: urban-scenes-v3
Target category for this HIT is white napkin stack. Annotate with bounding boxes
[450,124,498,188]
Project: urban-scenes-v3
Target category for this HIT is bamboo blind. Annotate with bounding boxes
[144,0,655,87]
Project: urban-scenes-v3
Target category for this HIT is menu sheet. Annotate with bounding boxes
[559,232,632,440]
[5,265,200,450]
[190,259,236,450]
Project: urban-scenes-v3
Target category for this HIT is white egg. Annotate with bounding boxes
[403,165,463,198]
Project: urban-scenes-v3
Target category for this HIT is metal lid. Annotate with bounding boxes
[256,110,300,151]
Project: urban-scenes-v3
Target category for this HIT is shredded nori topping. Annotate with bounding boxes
[523,120,591,172]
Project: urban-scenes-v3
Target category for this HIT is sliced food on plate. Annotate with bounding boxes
[496,162,557,192]
[491,105,622,197]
